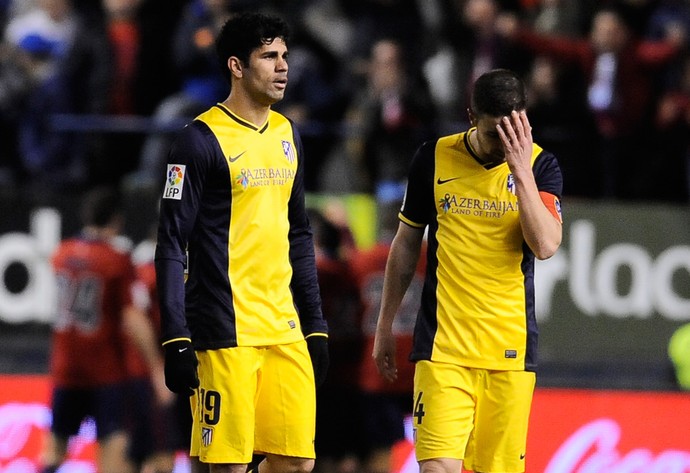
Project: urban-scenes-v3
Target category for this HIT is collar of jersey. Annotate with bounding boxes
[464,127,503,170]
[215,103,269,133]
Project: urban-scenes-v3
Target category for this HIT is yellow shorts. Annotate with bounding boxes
[413,361,535,473]
[189,341,316,463]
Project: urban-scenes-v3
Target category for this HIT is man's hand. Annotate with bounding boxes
[497,110,533,175]
[373,326,398,383]
[163,340,199,396]
[306,335,329,388]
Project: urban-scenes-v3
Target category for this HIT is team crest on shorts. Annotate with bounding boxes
[201,426,214,447]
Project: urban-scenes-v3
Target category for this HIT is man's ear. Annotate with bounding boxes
[467,108,477,126]
[229,57,243,78]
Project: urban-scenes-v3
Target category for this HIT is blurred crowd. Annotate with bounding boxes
[1,0,689,208]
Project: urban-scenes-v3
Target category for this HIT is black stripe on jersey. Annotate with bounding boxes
[400,140,437,226]
[183,120,238,348]
[410,218,440,362]
[521,249,538,372]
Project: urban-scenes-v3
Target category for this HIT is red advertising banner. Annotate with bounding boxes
[3,376,690,472]
[527,388,690,472]
[0,375,98,472]
[394,388,690,472]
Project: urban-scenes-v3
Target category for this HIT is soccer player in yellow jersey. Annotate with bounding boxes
[155,12,329,473]
[373,69,563,473]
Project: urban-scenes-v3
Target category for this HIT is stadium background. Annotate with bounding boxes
[2,0,690,471]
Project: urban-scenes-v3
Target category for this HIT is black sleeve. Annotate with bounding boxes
[533,150,564,199]
[286,124,328,337]
[155,121,214,344]
[400,140,437,226]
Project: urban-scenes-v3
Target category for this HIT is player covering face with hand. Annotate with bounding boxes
[155,11,329,473]
[373,68,563,473]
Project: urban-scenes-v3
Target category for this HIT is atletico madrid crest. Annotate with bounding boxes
[282,140,296,163]
[202,426,214,447]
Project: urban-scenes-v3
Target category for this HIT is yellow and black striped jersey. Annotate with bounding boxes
[155,104,327,349]
[400,129,562,371]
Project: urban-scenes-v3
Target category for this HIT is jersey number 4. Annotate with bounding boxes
[414,391,426,424]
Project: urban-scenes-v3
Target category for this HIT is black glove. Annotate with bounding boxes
[163,340,199,396]
[306,335,329,388]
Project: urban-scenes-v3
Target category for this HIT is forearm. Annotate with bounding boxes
[155,257,191,343]
[377,225,424,330]
[514,171,562,259]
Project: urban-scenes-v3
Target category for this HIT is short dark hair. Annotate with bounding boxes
[80,186,121,228]
[471,69,526,118]
[215,11,290,85]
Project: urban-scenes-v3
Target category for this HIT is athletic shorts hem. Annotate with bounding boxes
[198,454,253,465]
[416,452,463,462]
[254,446,315,460]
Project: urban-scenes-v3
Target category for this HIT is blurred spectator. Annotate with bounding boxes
[646,0,690,43]
[0,39,42,185]
[497,3,685,199]
[327,37,437,237]
[272,23,351,192]
[167,0,230,108]
[102,0,145,116]
[0,0,114,194]
[525,56,599,198]
[86,0,187,187]
[125,0,187,114]
[646,0,690,88]
[13,30,87,190]
[343,0,428,72]
[349,220,426,473]
[83,0,146,187]
[127,0,232,189]
[523,0,584,36]
[430,0,532,127]
[42,186,164,473]
[4,0,77,48]
[309,207,365,473]
[1,0,80,189]
[654,52,690,202]
[518,1,596,198]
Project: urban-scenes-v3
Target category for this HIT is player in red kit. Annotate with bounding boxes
[42,187,164,473]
